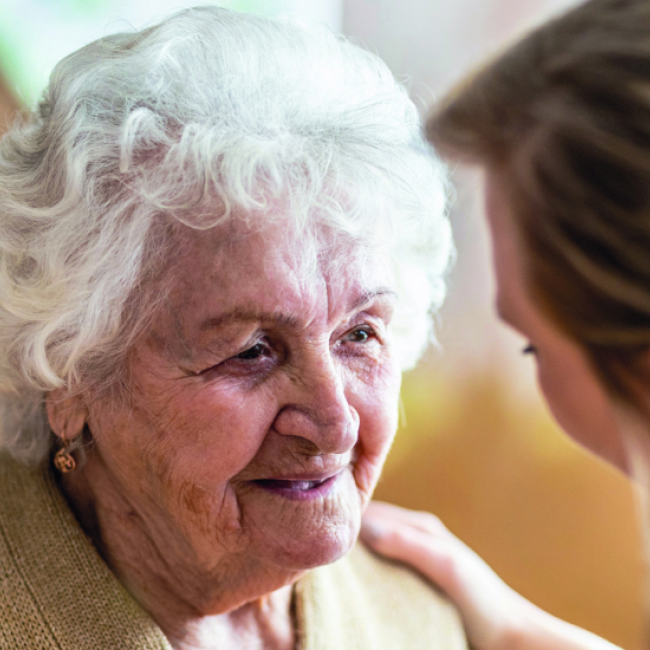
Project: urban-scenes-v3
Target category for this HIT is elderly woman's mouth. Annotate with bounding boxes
[251,471,343,500]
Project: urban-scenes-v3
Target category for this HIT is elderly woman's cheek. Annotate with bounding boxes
[348,352,401,505]
[123,380,270,557]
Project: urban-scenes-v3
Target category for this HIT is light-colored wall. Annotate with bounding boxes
[344,0,576,96]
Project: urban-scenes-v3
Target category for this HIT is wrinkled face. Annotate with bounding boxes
[485,171,628,473]
[87,220,401,575]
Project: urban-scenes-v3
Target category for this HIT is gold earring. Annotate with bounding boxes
[53,437,78,473]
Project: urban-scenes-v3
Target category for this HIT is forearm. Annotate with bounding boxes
[506,602,623,650]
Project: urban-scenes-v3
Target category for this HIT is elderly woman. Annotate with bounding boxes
[363,0,650,649]
[0,6,468,650]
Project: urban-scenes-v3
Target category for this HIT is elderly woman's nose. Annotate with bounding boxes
[274,363,360,454]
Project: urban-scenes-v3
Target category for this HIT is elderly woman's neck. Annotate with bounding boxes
[167,591,296,650]
[59,458,298,650]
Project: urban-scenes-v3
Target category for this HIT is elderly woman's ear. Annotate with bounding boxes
[46,389,89,443]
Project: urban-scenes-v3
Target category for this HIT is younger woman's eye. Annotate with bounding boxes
[237,342,268,360]
[522,343,538,355]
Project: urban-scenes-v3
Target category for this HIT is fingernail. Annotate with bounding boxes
[360,519,386,545]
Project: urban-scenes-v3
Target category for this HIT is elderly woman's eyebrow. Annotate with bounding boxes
[349,288,398,312]
[198,288,397,332]
[199,308,300,331]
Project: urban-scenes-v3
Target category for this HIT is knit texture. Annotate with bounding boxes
[298,544,468,649]
[0,454,467,649]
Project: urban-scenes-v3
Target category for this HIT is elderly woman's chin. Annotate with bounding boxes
[237,469,367,570]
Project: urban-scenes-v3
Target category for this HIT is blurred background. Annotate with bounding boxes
[0,0,642,647]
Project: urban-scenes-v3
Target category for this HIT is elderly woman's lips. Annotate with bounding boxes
[251,472,343,501]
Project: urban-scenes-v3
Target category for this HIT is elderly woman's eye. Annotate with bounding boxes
[346,327,375,343]
[236,343,268,360]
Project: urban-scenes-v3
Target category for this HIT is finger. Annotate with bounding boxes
[361,520,463,598]
[364,501,452,538]
[364,501,447,532]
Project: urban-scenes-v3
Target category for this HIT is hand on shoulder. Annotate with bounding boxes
[361,502,624,650]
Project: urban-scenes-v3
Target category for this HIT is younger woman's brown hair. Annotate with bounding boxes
[427,0,650,401]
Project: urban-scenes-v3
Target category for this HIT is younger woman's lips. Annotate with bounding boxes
[251,471,343,501]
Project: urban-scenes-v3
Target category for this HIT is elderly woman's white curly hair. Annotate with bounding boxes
[0,5,452,465]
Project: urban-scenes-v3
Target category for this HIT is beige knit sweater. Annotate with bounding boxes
[0,454,468,649]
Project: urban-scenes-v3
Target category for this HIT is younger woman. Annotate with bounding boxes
[363,1,650,648]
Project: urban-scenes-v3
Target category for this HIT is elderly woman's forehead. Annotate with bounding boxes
[158,220,389,308]
[170,219,381,269]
